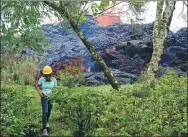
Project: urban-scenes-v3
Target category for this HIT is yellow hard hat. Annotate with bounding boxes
[43,66,52,74]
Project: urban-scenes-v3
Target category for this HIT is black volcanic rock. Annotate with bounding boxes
[173,28,188,48]
[20,18,187,85]
[84,69,138,86]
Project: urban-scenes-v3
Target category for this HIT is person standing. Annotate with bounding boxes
[35,66,57,136]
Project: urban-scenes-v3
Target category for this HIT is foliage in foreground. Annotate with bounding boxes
[54,70,187,136]
[1,85,32,136]
[1,70,187,136]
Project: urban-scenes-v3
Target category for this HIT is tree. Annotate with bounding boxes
[43,1,121,90]
[1,1,49,52]
[181,1,187,23]
[144,1,176,84]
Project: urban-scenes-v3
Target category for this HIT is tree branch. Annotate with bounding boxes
[183,1,188,7]
[93,1,123,17]
[182,1,184,15]
[97,9,130,17]
[43,1,67,18]
[76,2,88,25]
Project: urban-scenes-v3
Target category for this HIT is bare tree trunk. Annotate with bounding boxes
[145,1,176,84]
[44,1,120,90]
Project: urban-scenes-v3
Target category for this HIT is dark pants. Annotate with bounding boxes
[41,97,53,129]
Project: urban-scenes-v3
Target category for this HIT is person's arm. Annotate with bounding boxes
[36,78,44,97]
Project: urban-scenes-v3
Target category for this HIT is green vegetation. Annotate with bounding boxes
[59,66,85,88]
[1,53,41,85]
[1,70,187,136]
[1,84,31,136]
[1,1,49,52]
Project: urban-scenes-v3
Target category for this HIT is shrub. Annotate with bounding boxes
[1,84,32,136]
[54,70,187,136]
[1,52,39,85]
[53,86,112,136]
[59,66,85,88]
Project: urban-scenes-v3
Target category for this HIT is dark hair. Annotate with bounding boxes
[44,74,52,81]
[44,74,52,77]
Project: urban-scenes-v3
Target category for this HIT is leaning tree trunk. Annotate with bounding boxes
[43,1,120,90]
[145,1,176,84]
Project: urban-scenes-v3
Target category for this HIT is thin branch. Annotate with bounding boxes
[181,1,184,15]
[93,1,124,17]
[85,2,92,12]
[183,1,188,7]
[129,4,139,17]
[76,1,88,25]
[179,1,188,20]
[43,1,67,18]
[60,1,63,7]
[97,9,129,17]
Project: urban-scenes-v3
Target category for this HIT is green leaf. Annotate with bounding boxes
[20,131,25,135]
[79,15,87,23]
[60,22,72,33]
[23,17,29,25]
[100,1,110,10]
[130,0,142,5]
[2,23,7,33]
[163,128,171,136]
[112,1,116,5]
[91,3,99,14]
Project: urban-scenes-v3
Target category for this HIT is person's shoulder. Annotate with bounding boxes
[52,77,57,81]
[39,77,45,81]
